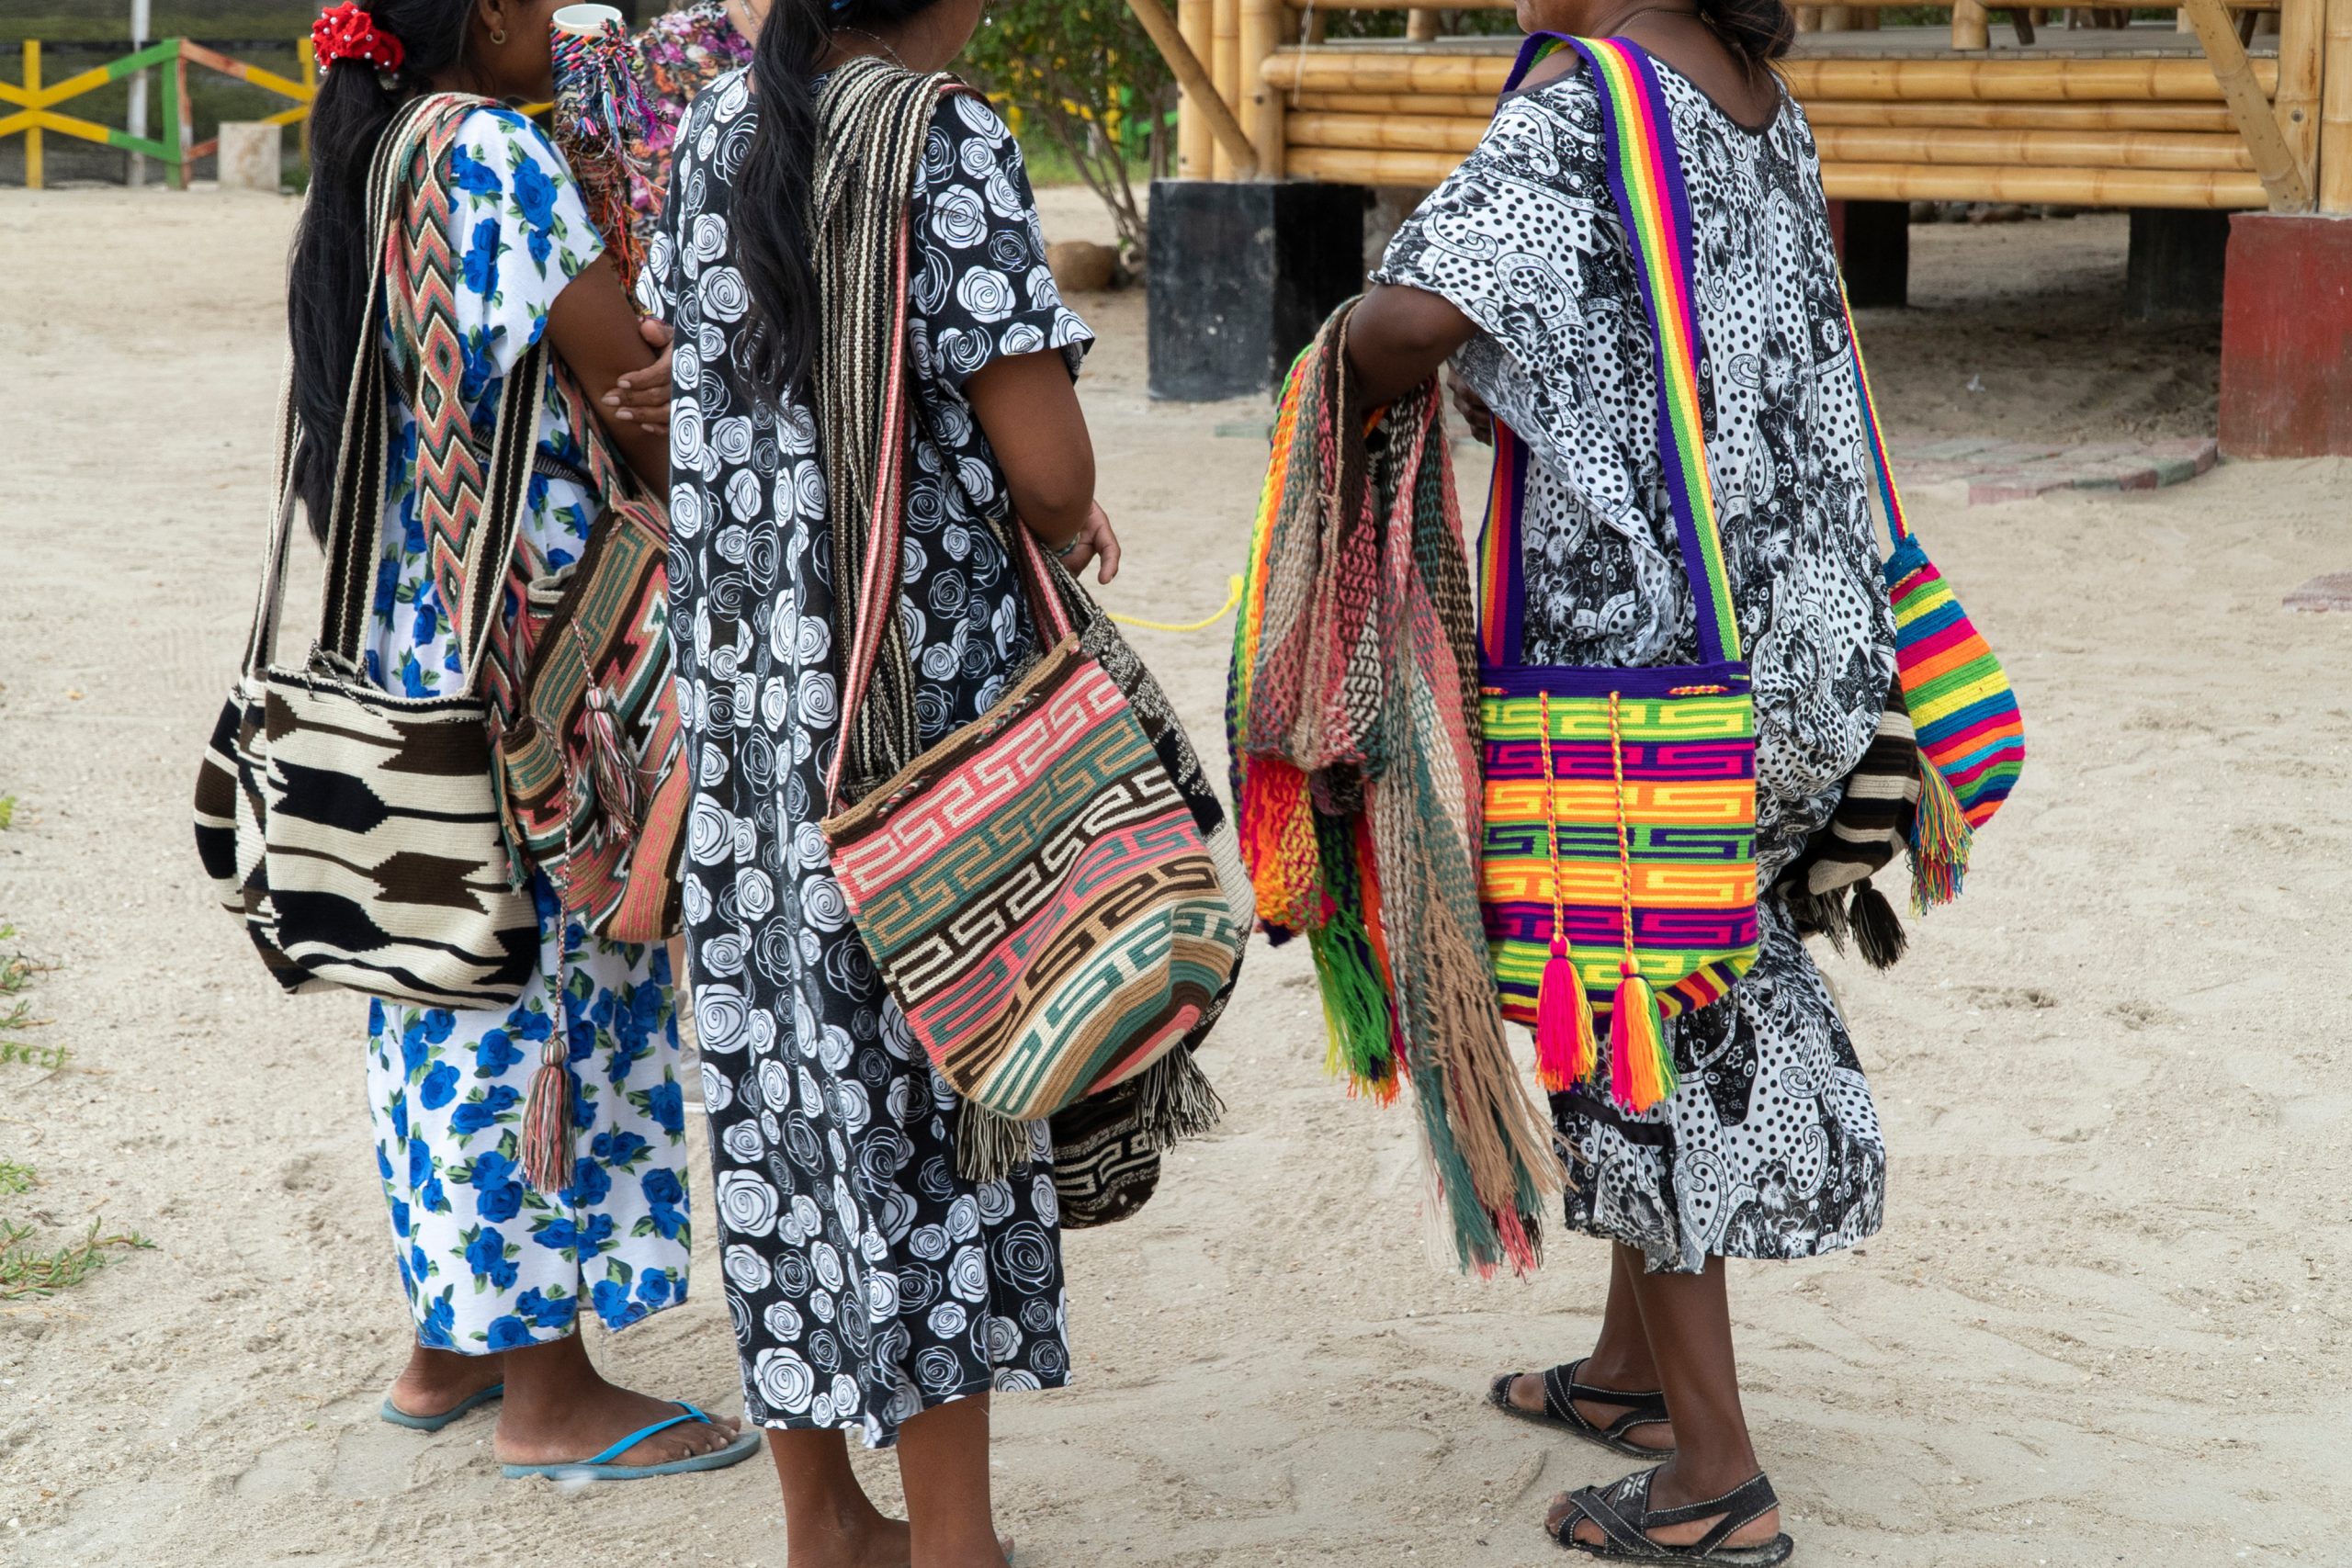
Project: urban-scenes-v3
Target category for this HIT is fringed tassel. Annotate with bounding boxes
[1849,881,1908,969]
[581,685,641,842]
[1607,968,1675,1114]
[1134,1049,1226,1150]
[1534,940,1597,1092]
[1908,752,1973,913]
[954,1103,1039,1183]
[518,1043,573,1193]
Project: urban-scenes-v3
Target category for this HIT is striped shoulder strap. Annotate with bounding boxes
[1488,32,1742,669]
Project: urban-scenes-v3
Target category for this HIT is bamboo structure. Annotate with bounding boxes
[1128,0,1260,176]
[1159,2,2343,217]
[1212,0,1241,178]
[1178,0,1214,175]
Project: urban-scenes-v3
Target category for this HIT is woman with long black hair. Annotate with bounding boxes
[1348,0,1896,1560]
[289,0,756,1479]
[639,0,1115,1558]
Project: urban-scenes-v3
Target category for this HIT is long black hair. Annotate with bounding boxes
[1694,0,1794,70]
[288,0,475,541]
[735,0,945,396]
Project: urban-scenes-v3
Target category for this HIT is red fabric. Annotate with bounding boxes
[312,3,405,72]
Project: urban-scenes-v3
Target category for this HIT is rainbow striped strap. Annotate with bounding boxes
[1495,32,1742,668]
[1835,279,1915,547]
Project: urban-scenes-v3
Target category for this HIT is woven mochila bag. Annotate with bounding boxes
[1476,35,1763,1114]
[810,60,1250,1158]
[191,97,537,1009]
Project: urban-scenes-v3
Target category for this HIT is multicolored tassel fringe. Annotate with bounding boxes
[518,1043,573,1193]
[1607,968,1674,1113]
[1908,749,1973,912]
[550,18,652,299]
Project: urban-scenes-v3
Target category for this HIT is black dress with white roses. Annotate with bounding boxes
[1374,61,1897,1274]
[640,73,1091,1446]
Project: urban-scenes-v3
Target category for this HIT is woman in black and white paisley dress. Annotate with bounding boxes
[637,0,1117,1559]
[1348,0,1896,1559]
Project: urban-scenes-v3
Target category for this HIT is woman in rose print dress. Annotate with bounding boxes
[288,0,756,1482]
[637,0,1120,1556]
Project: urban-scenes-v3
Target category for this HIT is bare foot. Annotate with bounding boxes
[494,1374,744,1469]
[782,1516,1015,1568]
[1507,1367,1675,1451]
[386,1343,504,1420]
[1545,1467,1781,1551]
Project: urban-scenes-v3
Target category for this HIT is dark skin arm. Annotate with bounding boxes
[964,348,1121,583]
[544,253,668,482]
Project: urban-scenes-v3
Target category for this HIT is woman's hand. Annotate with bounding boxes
[1045,501,1121,585]
[1449,369,1494,445]
[602,319,674,433]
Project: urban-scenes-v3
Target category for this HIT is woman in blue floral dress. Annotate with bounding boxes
[289,0,755,1480]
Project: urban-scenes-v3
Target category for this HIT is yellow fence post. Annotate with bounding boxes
[299,37,317,162]
[2326,0,2352,209]
[23,41,40,190]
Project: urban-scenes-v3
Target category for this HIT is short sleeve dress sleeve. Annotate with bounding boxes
[437,107,605,393]
[906,92,1093,395]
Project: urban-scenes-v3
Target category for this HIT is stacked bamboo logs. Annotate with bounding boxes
[1259,45,2290,205]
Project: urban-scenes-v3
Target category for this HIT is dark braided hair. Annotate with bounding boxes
[1694,0,1794,69]
[287,0,476,542]
[735,0,949,396]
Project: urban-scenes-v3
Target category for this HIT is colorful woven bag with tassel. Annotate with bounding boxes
[1840,287,2025,906]
[1475,35,1761,1115]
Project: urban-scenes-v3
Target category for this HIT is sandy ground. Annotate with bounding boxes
[2,184,2349,1568]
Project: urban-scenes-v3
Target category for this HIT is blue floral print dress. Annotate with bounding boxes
[361,107,691,1354]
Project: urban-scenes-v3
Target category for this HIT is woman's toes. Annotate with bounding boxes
[1510,1372,1546,1413]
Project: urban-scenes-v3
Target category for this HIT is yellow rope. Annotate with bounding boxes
[1103,574,1245,634]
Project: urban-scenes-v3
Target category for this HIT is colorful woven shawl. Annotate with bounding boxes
[1229,304,1557,1277]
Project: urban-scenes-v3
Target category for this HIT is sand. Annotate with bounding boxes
[1,185,2348,1568]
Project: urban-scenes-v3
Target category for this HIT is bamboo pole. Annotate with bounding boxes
[2180,0,2312,206]
[1815,121,2256,165]
[1823,157,2267,202]
[1241,0,1285,175]
[1804,97,2238,129]
[1178,0,1214,175]
[23,43,40,191]
[1213,0,1241,177]
[2277,0,2320,186]
[1953,0,1993,49]
[1265,50,2273,98]
[1293,90,1513,115]
[2325,0,2352,207]
[1406,6,1442,39]
[1129,0,1261,176]
[1289,111,2258,167]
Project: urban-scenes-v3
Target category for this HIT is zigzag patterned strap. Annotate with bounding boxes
[1498,32,1743,670]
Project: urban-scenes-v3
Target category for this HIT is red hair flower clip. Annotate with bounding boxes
[311,3,406,73]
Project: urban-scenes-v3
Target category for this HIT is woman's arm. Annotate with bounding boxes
[964,348,1120,582]
[545,254,668,482]
[1346,282,1478,408]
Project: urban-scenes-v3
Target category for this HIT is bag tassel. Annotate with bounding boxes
[1908,751,1973,913]
[1135,1049,1226,1149]
[519,1042,573,1193]
[1607,966,1674,1113]
[1849,881,1908,970]
[955,1102,1040,1184]
[582,685,642,845]
[1534,938,1596,1092]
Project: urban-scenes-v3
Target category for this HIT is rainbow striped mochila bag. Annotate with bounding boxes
[1476,34,1763,1114]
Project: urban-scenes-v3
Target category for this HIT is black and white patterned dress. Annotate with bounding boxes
[1375,59,1897,1275]
[640,72,1091,1445]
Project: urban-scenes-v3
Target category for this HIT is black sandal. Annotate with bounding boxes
[1486,1360,1678,1458]
[1552,1469,1792,1564]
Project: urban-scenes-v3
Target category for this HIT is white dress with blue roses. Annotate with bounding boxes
[361,107,692,1355]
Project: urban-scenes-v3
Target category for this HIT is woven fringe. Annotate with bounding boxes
[954,1102,1039,1184]
[1133,1049,1225,1150]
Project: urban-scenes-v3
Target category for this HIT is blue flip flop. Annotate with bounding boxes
[379,1382,504,1432]
[499,1401,762,1482]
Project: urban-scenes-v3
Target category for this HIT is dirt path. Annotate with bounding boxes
[0,186,2346,1566]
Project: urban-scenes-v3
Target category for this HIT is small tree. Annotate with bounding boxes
[960,0,1172,265]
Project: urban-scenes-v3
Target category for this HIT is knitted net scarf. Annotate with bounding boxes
[1229,303,1558,1276]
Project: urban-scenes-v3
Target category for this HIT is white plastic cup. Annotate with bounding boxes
[552,3,626,35]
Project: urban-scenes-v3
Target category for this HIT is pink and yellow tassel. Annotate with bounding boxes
[1908,751,1974,913]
